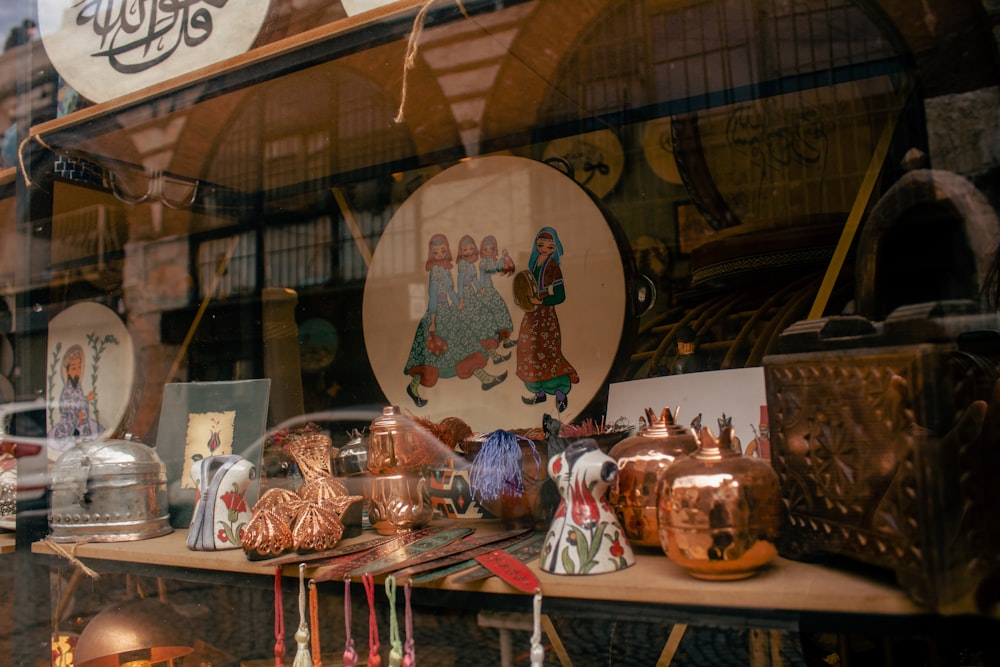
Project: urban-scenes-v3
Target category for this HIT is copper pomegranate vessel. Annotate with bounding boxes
[657,424,782,580]
[608,407,698,548]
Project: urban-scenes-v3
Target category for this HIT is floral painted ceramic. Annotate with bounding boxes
[187,454,257,550]
[541,439,635,575]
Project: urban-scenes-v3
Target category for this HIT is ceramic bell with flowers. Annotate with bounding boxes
[187,454,257,551]
[540,438,635,575]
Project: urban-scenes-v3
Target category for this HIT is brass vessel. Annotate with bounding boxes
[608,407,697,548]
[367,405,444,474]
[657,424,782,580]
[368,474,434,535]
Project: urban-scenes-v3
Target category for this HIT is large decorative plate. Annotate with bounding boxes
[45,302,137,461]
[38,0,272,103]
[363,156,635,433]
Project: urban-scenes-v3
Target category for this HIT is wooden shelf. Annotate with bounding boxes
[32,520,925,623]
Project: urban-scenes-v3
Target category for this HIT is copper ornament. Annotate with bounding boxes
[657,424,782,580]
[242,508,295,559]
[297,476,350,505]
[254,487,305,525]
[287,433,335,481]
[291,502,345,553]
[608,407,697,548]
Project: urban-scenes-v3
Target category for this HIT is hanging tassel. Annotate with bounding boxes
[363,573,382,667]
[274,566,286,667]
[309,580,322,667]
[469,430,537,501]
[293,564,312,667]
[343,577,357,667]
[530,589,544,667]
[385,576,403,667]
[402,581,416,667]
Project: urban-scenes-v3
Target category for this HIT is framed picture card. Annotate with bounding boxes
[155,379,270,527]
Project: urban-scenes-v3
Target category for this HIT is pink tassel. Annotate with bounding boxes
[343,577,357,667]
[402,581,416,667]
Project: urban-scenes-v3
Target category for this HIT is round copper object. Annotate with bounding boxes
[657,425,782,580]
[608,407,698,548]
[74,598,193,667]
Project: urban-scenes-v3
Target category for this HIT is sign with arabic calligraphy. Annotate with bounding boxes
[38,0,272,103]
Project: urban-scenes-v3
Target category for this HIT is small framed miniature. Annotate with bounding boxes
[155,379,270,527]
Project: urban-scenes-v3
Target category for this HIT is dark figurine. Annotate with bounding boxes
[673,325,707,375]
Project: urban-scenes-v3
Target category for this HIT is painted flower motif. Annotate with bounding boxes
[220,489,247,513]
[217,528,228,544]
[610,534,625,558]
[220,485,247,522]
[569,477,599,529]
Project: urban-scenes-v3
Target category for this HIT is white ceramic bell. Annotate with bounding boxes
[540,439,635,575]
[187,455,257,551]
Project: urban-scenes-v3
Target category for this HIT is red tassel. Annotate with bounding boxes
[364,573,382,667]
[274,565,286,666]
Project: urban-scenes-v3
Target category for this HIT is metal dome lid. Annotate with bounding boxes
[51,438,166,482]
[49,438,172,543]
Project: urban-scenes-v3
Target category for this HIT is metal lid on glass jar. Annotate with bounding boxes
[336,428,368,476]
[49,439,173,543]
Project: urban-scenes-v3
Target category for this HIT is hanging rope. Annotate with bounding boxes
[394,0,433,124]
[394,0,470,124]
[385,576,403,667]
[17,133,57,189]
[363,573,382,667]
[41,539,100,579]
[293,564,312,667]
[309,580,322,667]
[274,566,287,667]
[402,581,416,667]
[343,577,357,667]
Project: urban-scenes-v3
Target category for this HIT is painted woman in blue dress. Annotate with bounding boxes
[478,234,516,350]
[457,234,509,365]
[404,234,506,407]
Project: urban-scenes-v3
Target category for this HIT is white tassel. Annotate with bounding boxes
[293,564,312,667]
[530,590,544,667]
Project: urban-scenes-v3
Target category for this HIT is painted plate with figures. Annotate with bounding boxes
[45,302,137,461]
[363,155,636,433]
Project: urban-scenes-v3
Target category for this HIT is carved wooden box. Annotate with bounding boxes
[763,304,1000,612]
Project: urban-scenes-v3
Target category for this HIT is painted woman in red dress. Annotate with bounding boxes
[516,227,578,412]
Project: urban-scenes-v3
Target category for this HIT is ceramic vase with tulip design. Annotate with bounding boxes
[541,438,635,575]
